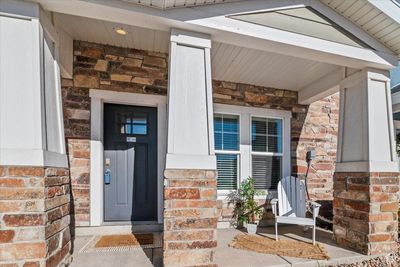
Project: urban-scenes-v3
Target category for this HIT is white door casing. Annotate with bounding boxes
[89,89,167,226]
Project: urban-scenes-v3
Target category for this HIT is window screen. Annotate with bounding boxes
[214,114,240,190]
[251,117,283,189]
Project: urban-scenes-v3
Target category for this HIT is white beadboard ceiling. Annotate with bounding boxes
[321,0,400,56]
[56,13,339,91]
[120,0,239,9]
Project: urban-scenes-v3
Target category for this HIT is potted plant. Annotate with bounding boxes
[227,177,263,234]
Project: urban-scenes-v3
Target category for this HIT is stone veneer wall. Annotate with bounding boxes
[63,41,340,227]
[0,167,71,267]
[62,81,91,227]
[212,81,339,224]
[333,172,398,255]
[62,40,169,226]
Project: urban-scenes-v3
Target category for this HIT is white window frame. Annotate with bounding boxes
[213,104,291,199]
[250,115,284,191]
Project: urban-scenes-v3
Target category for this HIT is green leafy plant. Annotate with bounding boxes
[227,177,263,227]
[397,132,400,155]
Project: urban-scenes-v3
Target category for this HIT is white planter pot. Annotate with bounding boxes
[246,223,257,234]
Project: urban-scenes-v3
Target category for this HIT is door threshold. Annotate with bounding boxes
[74,223,163,236]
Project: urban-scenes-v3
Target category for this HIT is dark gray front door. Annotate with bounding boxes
[104,104,158,221]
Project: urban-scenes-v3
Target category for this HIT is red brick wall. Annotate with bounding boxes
[0,166,71,267]
[64,41,339,227]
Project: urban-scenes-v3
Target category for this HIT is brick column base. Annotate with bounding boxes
[163,169,218,267]
[333,172,399,255]
[0,166,72,267]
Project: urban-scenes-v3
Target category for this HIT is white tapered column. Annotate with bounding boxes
[163,29,217,267]
[334,68,398,255]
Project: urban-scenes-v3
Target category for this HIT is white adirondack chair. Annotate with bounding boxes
[271,176,321,245]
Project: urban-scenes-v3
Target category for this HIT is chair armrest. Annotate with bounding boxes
[271,198,278,216]
[309,201,321,220]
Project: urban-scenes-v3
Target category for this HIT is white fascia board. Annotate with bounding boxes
[298,67,343,104]
[0,0,39,19]
[33,0,398,69]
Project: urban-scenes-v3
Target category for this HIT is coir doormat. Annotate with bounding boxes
[229,234,330,260]
[80,233,162,253]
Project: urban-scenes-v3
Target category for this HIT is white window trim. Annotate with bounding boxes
[89,89,167,226]
[213,104,291,200]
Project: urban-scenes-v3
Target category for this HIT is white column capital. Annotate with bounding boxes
[170,29,211,48]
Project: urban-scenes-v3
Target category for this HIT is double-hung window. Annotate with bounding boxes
[214,104,290,194]
[214,114,240,190]
[251,117,283,189]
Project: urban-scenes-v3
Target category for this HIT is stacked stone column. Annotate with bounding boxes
[333,172,398,255]
[0,166,71,267]
[163,170,218,266]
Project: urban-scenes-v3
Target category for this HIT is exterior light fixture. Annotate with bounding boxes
[114,27,127,35]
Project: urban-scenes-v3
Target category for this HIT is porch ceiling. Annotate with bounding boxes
[56,13,339,91]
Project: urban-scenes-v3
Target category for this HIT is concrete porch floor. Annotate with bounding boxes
[216,226,376,267]
[68,226,378,267]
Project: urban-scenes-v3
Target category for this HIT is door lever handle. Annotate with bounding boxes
[104,169,111,184]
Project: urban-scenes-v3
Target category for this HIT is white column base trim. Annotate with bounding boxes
[166,154,216,170]
[335,161,399,172]
[0,148,68,168]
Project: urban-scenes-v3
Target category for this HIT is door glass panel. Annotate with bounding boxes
[132,117,147,135]
[116,112,147,135]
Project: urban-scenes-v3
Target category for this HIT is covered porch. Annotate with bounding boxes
[69,226,392,267]
[1,0,399,266]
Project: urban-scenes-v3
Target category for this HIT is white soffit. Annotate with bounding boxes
[55,13,170,53]
[55,13,338,91]
[321,0,400,56]
[230,7,369,49]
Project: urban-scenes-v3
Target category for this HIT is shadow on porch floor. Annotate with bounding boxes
[69,233,163,267]
[216,226,375,267]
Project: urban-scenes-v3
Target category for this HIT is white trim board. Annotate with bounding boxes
[89,89,167,226]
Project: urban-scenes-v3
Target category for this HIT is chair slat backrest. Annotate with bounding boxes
[277,176,306,218]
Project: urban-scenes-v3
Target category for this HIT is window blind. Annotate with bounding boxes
[251,117,283,189]
[252,155,281,189]
[214,114,240,190]
[216,154,238,190]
